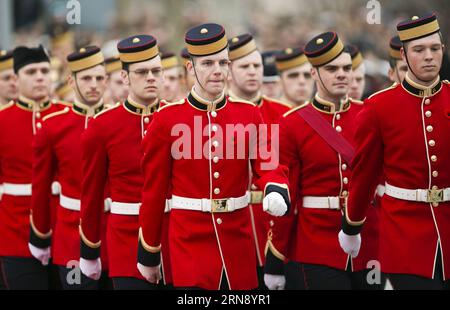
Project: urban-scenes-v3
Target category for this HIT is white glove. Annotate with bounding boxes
[51,181,61,195]
[137,263,161,284]
[338,230,361,258]
[28,243,51,266]
[263,192,288,217]
[79,257,102,280]
[264,274,286,290]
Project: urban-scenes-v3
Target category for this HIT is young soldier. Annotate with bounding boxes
[265,32,368,290]
[275,47,315,107]
[79,35,165,290]
[341,13,450,290]
[388,35,408,84]
[137,23,290,290]
[0,50,18,107]
[0,45,68,289]
[29,46,109,290]
[161,52,183,102]
[347,45,366,101]
[104,55,129,107]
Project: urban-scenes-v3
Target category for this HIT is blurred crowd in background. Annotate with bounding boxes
[2,0,450,99]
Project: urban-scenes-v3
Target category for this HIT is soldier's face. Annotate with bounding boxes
[188,49,230,97]
[0,69,18,102]
[108,70,129,103]
[312,52,352,99]
[161,67,181,102]
[70,65,107,105]
[349,64,366,100]
[402,33,443,82]
[388,60,408,84]
[124,56,163,102]
[17,62,51,102]
[262,80,282,99]
[230,50,263,95]
[281,63,314,104]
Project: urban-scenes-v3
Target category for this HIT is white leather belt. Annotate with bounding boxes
[376,185,386,197]
[302,196,345,210]
[385,183,450,204]
[171,192,249,213]
[60,194,111,213]
[3,183,32,196]
[110,199,172,216]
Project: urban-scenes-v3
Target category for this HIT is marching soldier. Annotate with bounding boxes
[180,47,195,94]
[261,51,282,99]
[388,35,408,84]
[79,35,165,289]
[347,45,366,101]
[104,55,129,107]
[0,45,68,289]
[275,47,315,107]
[0,50,18,107]
[161,52,184,102]
[28,46,109,290]
[341,13,450,290]
[227,33,293,289]
[264,32,369,290]
[137,23,290,290]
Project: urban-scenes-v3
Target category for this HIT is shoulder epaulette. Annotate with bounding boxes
[157,99,185,113]
[51,99,72,106]
[42,107,70,122]
[263,96,292,108]
[351,99,364,105]
[0,101,14,112]
[368,84,398,99]
[283,102,310,118]
[94,102,121,119]
[228,96,256,107]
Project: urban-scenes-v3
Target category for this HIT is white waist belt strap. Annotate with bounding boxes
[385,183,450,203]
[302,196,343,210]
[110,199,172,216]
[171,192,249,213]
[3,183,32,196]
[60,194,111,212]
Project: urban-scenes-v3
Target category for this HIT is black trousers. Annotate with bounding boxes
[302,263,385,290]
[58,266,99,290]
[0,260,6,290]
[284,261,306,290]
[112,277,158,290]
[1,257,49,290]
[388,248,450,290]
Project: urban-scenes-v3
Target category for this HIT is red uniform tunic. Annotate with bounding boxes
[268,95,377,272]
[30,102,109,269]
[345,77,450,279]
[80,99,162,279]
[138,90,290,290]
[0,97,67,257]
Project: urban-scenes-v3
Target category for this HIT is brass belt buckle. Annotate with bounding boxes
[211,199,228,213]
[427,188,444,204]
[250,191,264,204]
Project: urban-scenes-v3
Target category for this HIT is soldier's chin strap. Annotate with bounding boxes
[316,67,344,110]
[73,73,91,105]
[190,57,229,105]
[403,44,445,84]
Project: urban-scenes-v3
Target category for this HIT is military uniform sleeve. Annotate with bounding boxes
[343,102,384,235]
[264,115,299,274]
[138,111,172,267]
[249,107,290,211]
[80,119,108,259]
[29,123,57,248]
